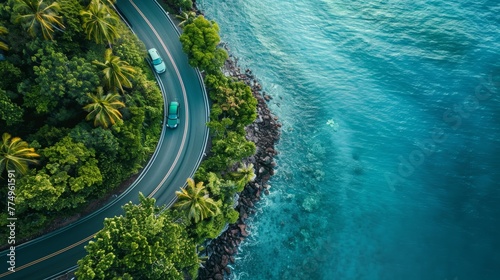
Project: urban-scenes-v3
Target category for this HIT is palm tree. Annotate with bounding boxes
[0,133,39,175]
[237,162,256,183]
[83,86,125,128]
[93,48,136,93]
[175,178,220,223]
[232,162,256,190]
[176,11,196,28]
[0,26,8,51]
[13,0,65,40]
[80,0,119,45]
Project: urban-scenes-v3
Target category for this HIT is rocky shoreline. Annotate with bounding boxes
[198,52,281,279]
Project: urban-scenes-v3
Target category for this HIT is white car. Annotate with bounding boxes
[148,48,166,74]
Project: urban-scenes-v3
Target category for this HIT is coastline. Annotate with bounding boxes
[51,24,281,280]
[47,4,279,279]
[198,50,281,279]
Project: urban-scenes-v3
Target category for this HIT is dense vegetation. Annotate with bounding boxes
[178,15,257,242]
[76,194,199,280]
[161,0,192,14]
[0,0,163,243]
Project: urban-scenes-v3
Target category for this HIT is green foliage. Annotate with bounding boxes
[179,16,228,74]
[58,0,84,50]
[113,106,146,168]
[162,0,192,13]
[69,123,119,158]
[76,194,199,280]
[17,169,63,211]
[0,132,39,175]
[64,57,101,105]
[0,61,22,91]
[0,89,24,126]
[232,162,256,191]
[16,136,102,212]
[183,16,261,243]
[0,25,8,50]
[93,48,136,93]
[184,172,243,241]
[80,0,119,45]
[176,11,196,28]
[113,24,147,67]
[205,73,257,130]
[193,213,226,241]
[28,125,70,147]
[175,178,221,223]
[204,131,255,172]
[13,0,65,40]
[43,136,102,191]
[21,41,99,119]
[83,87,125,128]
[225,208,239,224]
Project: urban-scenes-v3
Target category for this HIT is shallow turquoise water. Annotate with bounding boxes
[198,0,500,279]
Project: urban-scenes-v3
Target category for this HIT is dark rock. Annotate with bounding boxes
[238,224,249,237]
[221,255,229,266]
[258,167,267,175]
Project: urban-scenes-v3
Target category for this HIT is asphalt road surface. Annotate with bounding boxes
[0,0,209,278]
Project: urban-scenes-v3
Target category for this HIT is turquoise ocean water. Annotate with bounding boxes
[197,0,500,279]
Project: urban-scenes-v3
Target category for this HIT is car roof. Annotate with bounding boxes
[169,102,178,113]
[148,48,160,59]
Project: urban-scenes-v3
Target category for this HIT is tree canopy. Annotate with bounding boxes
[179,16,228,74]
[93,48,136,93]
[13,0,65,40]
[17,136,102,212]
[0,25,9,50]
[0,133,39,175]
[76,194,199,280]
[175,178,220,223]
[80,0,119,45]
[84,87,125,128]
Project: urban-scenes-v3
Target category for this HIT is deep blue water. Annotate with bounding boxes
[198,0,500,279]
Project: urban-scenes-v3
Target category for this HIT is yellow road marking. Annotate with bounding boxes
[0,234,94,278]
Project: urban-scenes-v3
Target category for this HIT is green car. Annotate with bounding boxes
[167,101,179,128]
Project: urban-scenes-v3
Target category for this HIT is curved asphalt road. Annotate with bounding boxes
[0,0,209,279]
